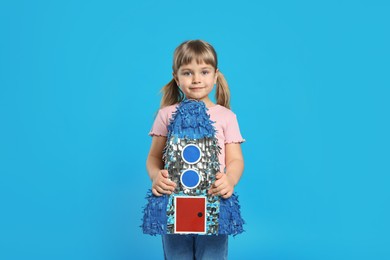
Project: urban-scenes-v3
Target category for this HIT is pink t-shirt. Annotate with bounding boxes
[149,104,245,171]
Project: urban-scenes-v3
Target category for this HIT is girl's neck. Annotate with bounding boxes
[198,97,215,108]
[204,101,216,108]
[184,97,215,108]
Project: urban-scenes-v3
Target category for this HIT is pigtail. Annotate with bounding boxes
[215,71,231,109]
[160,78,185,108]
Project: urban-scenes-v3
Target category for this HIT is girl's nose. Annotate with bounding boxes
[192,73,201,84]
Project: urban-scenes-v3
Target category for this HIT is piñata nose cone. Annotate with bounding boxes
[167,99,216,139]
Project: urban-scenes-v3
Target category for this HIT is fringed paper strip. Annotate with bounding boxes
[167,99,216,140]
[219,194,245,236]
[141,191,245,236]
[141,190,168,236]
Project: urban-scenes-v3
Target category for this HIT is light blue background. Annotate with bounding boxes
[1,1,389,259]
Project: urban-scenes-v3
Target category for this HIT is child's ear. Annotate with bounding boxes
[172,72,179,86]
[214,69,219,84]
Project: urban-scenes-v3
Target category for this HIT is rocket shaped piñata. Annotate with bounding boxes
[142,99,244,236]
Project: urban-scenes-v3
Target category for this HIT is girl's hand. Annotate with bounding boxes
[152,169,176,196]
[208,172,234,199]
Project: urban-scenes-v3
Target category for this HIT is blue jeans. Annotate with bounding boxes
[162,234,228,260]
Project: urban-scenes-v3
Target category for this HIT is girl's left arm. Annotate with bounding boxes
[208,143,244,198]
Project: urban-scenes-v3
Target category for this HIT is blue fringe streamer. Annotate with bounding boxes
[167,99,216,140]
[141,190,245,236]
[219,194,245,236]
[141,190,168,236]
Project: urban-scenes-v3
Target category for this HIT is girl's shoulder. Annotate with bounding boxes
[209,104,238,119]
[159,103,179,116]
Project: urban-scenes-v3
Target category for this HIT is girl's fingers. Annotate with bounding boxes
[209,186,227,196]
[162,178,176,188]
[216,183,227,191]
[209,183,233,196]
[212,185,222,194]
[152,188,162,196]
[222,191,232,199]
[160,170,169,178]
[151,170,176,196]
[218,187,229,196]
[208,187,217,195]
[158,170,176,188]
[155,185,172,195]
[157,182,173,191]
[213,174,226,187]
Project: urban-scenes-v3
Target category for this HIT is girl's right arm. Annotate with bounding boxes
[146,136,176,196]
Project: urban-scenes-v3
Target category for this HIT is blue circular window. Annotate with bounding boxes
[180,169,201,189]
[182,144,201,164]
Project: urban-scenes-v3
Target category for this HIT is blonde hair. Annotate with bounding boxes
[160,40,231,109]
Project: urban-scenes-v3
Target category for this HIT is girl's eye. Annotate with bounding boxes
[202,70,209,75]
[182,71,191,76]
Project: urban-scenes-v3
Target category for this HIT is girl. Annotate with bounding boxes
[143,39,245,260]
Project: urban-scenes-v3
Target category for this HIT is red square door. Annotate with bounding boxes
[175,196,206,234]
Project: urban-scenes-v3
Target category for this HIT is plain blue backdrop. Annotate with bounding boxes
[1,0,389,259]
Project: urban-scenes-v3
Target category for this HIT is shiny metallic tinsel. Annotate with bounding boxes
[164,136,221,235]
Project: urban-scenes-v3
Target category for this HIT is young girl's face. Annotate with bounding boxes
[174,59,218,105]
